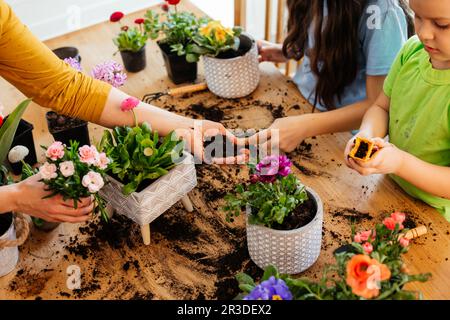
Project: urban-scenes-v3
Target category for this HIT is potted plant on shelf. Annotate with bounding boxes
[110,11,148,72]
[99,97,197,245]
[46,57,90,147]
[190,20,260,98]
[144,0,207,84]
[0,99,31,277]
[237,212,431,300]
[20,141,110,231]
[224,155,323,274]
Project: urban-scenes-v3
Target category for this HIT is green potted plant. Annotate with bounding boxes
[144,0,207,84]
[99,97,197,245]
[237,212,431,300]
[110,11,148,72]
[224,155,323,274]
[0,99,31,277]
[190,20,260,98]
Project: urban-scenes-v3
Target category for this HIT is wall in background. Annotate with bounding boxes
[6,0,236,41]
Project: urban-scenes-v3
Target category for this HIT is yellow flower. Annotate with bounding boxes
[272,295,283,300]
[215,28,227,43]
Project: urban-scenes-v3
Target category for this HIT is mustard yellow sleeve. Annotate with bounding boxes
[0,0,112,123]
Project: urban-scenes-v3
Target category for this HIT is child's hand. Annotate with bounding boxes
[347,138,404,176]
[344,132,371,167]
[257,40,288,63]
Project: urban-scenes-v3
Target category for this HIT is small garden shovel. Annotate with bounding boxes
[142,83,208,104]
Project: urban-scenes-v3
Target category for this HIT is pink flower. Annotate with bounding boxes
[362,242,373,254]
[360,230,373,242]
[95,152,110,170]
[82,171,105,193]
[354,233,362,243]
[249,174,259,184]
[255,155,292,183]
[63,57,82,71]
[39,162,58,180]
[91,61,127,88]
[120,97,140,112]
[391,212,406,224]
[59,161,75,177]
[383,217,397,231]
[79,145,99,165]
[46,141,65,161]
[399,237,410,248]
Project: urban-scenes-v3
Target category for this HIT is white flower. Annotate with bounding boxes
[39,162,58,180]
[82,171,104,193]
[8,145,29,163]
[59,161,75,177]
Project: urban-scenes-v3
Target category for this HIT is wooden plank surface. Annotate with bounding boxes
[1,1,449,300]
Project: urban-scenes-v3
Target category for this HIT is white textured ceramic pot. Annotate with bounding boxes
[246,187,323,275]
[0,213,29,277]
[203,33,260,99]
[100,152,197,245]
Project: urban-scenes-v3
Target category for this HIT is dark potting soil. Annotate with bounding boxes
[270,193,317,231]
[216,36,252,60]
[46,111,86,133]
[203,134,245,160]
[190,103,225,122]
[355,140,369,159]
[0,212,12,235]
[331,208,373,223]
[65,214,135,259]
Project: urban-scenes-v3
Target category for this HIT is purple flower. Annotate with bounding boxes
[254,155,292,183]
[244,276,293,300]
[91,61,127,88]
[63,57,82,71]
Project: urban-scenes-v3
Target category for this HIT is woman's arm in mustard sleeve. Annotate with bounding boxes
[0,0,111,123]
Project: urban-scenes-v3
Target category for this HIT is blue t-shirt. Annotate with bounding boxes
[293,0,408,111]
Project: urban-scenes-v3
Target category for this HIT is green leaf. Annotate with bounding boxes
[0,98,32,164]
[236,273,256,287]
[262,265,279,281]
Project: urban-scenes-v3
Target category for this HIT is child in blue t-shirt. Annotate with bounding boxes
[254,0,412,152]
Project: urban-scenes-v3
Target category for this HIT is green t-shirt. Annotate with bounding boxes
[383,36,450,221]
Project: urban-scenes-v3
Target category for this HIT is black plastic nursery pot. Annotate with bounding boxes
[3,117,38,175]
[120,46,147,73]
[46,111,90,147]
[158,42,198,84]
[52,46,81,62]
[0,212,13,238]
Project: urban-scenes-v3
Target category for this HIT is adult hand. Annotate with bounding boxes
[13,174,94,223]
[257,40,288,63]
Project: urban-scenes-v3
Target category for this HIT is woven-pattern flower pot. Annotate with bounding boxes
[246,187,324,275]
[0,214,29,277]
[0,219,18,277]
[203,33,260,99]
[100,152,197,226]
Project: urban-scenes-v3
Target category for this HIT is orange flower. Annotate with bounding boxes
[346,254,391,299]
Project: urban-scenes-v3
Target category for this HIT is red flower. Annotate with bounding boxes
[134,18,145,25]
[161,3,169,12]
[166,0,181,5]
[0,114,3,127]
[110,11,124,23]
[121,25,129,31]
[383,217,397,231]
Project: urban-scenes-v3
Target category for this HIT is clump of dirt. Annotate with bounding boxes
[331,208,373,223]
[65,214,136,260]
[9,268,51,298]
[190,103,225,122]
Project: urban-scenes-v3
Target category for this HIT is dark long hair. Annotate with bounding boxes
[283,0,414,110]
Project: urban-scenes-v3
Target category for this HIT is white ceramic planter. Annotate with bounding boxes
[0,217,19,277]
[203,33,260,99]
[246,187,324,275]
[100,152,197,245]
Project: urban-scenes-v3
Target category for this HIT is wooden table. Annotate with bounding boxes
[1,1,449,300]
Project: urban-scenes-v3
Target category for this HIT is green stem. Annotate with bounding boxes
[132,110,138,127]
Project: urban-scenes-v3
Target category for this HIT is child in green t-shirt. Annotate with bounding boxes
[344,0,450,220]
